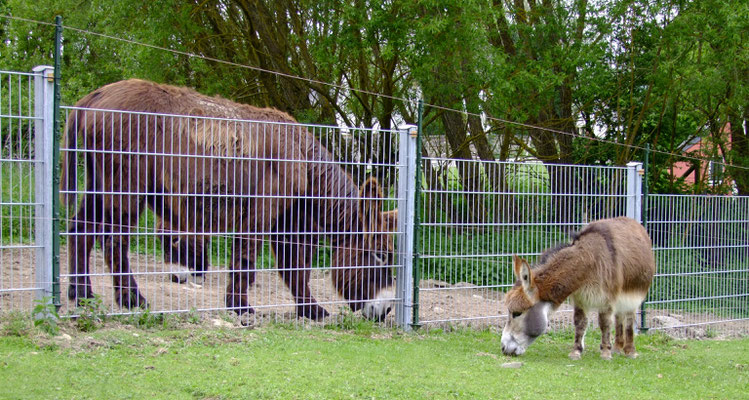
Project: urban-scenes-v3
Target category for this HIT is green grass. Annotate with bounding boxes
[1,318,747,399]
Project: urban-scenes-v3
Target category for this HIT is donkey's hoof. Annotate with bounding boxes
[568,350,582,360]
[298,304,329,321]
[600,350,612,360]
[625,351,639,359]
[612,346,624,355]
[115,288,148,309]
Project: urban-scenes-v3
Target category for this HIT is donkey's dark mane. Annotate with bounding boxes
[571,223,617,263]
[536,223,618,269]
[537,242,573,265]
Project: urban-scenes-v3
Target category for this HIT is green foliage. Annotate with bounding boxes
[73,295,106,332]
[1,311,33,337]
[31,297,59,335]
[185,308,201,325]
[128,308,164,330]
[324,308,379,334]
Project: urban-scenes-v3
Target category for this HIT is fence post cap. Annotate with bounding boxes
[399,124,418,137]
[32,65,54,72]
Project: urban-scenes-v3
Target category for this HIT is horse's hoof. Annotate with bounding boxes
[298,304,329,321]
[232,306,256,316]
[568,350,582,360]
[68,284,95,304]
[600,350,612,360]
[115,288,148,309]
[226,295,255,316]
[170,265,190,284]
[625,351,639,359]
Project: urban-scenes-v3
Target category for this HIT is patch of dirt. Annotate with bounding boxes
[1,247,746,339]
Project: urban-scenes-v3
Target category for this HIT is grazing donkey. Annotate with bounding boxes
[61,79,398,321]
[501,217,655,359]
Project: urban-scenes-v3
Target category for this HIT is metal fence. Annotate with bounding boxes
[416,158,634,328]
[645,195,749,336]
[0,68,52,312]
[1,66,748,337]
[55,104,413,327]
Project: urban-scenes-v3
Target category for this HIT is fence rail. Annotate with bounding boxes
[0,66,747,338]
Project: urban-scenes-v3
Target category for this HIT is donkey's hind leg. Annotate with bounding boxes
[569,306,588,360]
[622,311,638,358]
[101,196,147,309]
[67,192,104,305]
[598,306,614,360]
[613,313,625,354]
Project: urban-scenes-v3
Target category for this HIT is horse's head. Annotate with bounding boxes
[332,178,398,321]
[501,255,554,356]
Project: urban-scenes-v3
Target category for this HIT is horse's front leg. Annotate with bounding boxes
[272,233,329,320]
[226,235,258,316]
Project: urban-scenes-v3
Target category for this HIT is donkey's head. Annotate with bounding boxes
[332,178,398,321]
[501,255,554,356]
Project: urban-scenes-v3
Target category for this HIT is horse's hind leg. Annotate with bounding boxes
[598,306,614,360]
[67,192,104,305]
[569,306,588,360]
[102,196,147,309]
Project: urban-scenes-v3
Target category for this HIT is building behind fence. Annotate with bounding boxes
[1,67,747,337]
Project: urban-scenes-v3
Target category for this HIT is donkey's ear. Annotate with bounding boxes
[382,209,399,232]
[512,255,534,292]
[359,178,385,241]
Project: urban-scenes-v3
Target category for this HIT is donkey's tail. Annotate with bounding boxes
[60,109,81,208]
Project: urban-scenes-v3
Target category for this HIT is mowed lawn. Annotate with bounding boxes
[1,319,747,399]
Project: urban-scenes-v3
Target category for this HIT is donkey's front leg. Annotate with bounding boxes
[598,307,614,360]
[226,235,258,316]
[569,306,588,360]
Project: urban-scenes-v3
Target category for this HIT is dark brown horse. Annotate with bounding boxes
[61,79,398,320]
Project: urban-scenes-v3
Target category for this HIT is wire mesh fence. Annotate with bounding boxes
[416,158,631,328]
[645,195,749,336]
[0,67,747,337]
[0,70,41,312]
[55,100,405,326]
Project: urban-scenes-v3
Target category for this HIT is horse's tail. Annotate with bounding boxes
[60,108,83,208]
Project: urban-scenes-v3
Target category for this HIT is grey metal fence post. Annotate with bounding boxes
[626,160,648,332]
[626,161,643,223]
[32,65,55,305]
[395,124,418,330]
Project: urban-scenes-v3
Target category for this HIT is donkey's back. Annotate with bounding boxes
[571,217,655,311]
